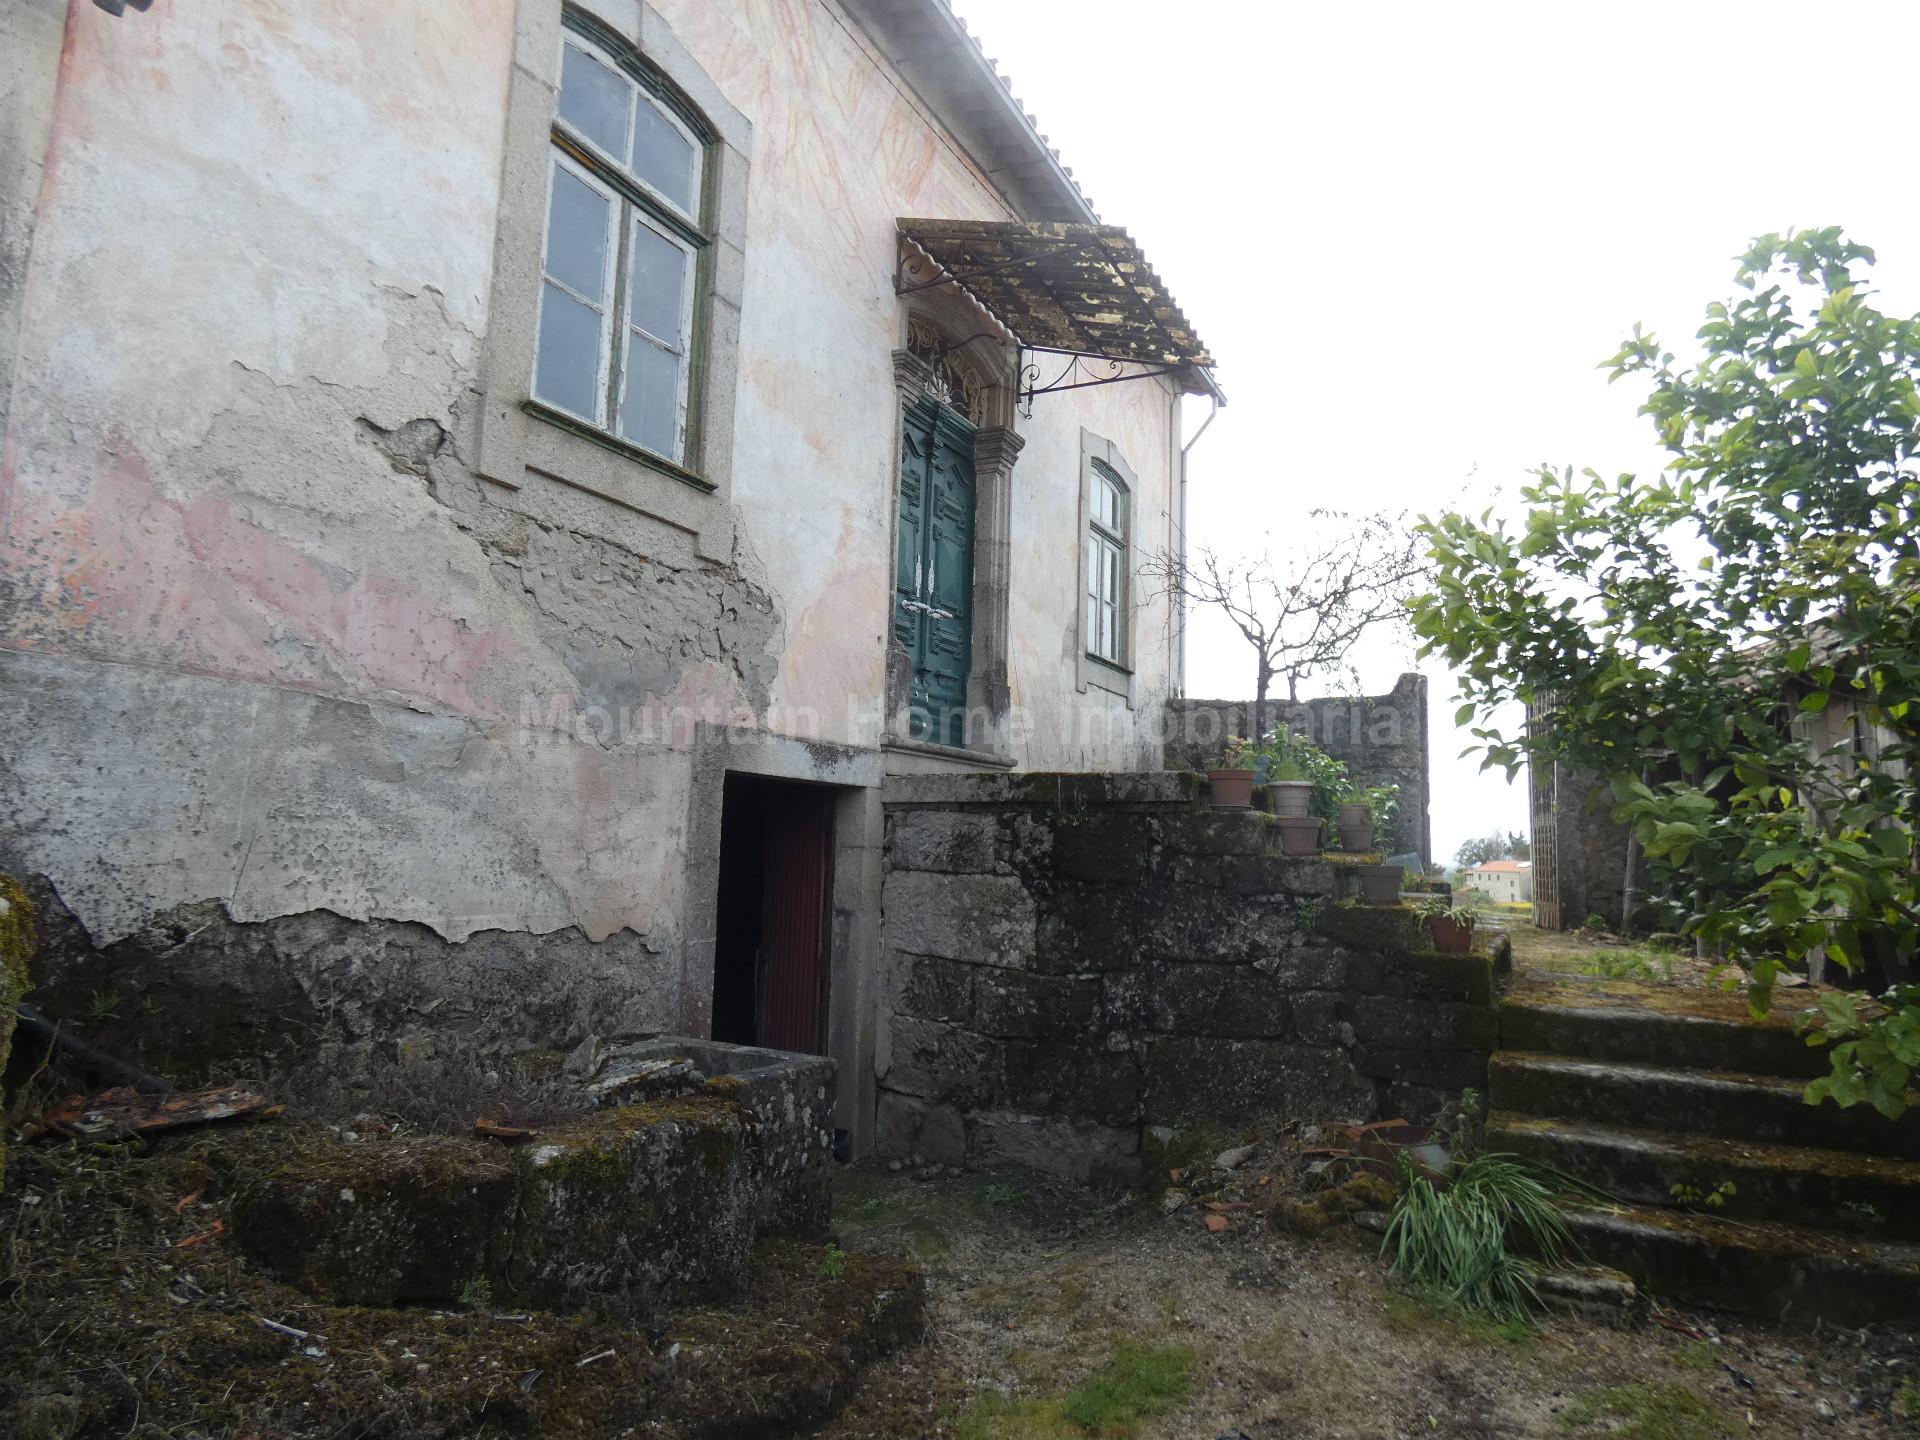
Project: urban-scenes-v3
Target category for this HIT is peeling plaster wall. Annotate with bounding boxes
[651,0,1182,764]
[0,0,1183,1073]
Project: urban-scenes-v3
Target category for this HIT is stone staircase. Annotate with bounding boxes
[1486,976,1920,1326]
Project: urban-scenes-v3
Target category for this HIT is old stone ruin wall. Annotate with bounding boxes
[1164,672,1432,864]
[873,772,1494,1187]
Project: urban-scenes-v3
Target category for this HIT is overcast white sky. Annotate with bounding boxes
[951,0,1920,867]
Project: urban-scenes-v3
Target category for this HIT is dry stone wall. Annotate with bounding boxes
[875,772,1494,1186]
[1165,673,1431,863]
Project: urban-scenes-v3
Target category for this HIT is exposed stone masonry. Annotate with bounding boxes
[1165,672,1432,863]
[874,772,1493,1186]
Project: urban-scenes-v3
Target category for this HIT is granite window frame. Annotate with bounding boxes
[476,1,750,562]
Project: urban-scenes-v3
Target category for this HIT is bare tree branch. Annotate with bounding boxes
[1142,509,1428,720]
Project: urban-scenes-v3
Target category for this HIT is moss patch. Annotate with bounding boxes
[0,1133,923,1438]
[1560,1381,1734,1439]
[1269,1171,1398,1237]
[954,1341,1194,1439]
[0,876,35,1192]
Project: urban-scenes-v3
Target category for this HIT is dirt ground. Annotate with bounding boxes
[815,1140,1920,1440]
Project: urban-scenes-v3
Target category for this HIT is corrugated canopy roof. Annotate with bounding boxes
[898,219,1217,397]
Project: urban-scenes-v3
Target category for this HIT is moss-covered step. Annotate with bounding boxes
[1558,1202,1920,1327]
[1489,1052,1920,1160]
[508,1097,757,1312]
[1501,980,1829,1080]
[233,1096,760,1312]
[594,1038,836,1236]
[1488,1110,1920,1240]
[1315,899,1425,954]
[232,1135,517,1305]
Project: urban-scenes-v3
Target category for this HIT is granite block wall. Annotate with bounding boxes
[1165,673,1431,863]
[874,773,1493,1186]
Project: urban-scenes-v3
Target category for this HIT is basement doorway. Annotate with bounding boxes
[711,773,836,1055]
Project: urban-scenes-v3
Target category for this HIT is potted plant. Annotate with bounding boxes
[1419,897,1478,953]
[1275,814,1323,856]
[1335,782,1397,852]
[1207,737,1258,809]
[1354,861,1404,906]
[1262,755,1314,818]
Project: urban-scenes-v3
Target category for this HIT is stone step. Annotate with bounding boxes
[1500,989,1827,1080]
[1488,1052,1920,1160]
[1558,1202,1920,1327]
[1489,1110,1920,1240]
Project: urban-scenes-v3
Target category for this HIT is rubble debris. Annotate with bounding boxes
[586,1055,700,1108]
[474,1119,541,1143]
[36,1084,274,1141]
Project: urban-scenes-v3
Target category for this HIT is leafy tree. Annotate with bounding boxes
[1145,510,1425,719]
[1456,832,1529,870]
[1411,228,1920,1119]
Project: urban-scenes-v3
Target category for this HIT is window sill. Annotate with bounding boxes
[882,735,1016,771]
[522,399,717,495]
[1084,653,1133,679]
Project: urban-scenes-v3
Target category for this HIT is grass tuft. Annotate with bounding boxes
[1382,1151,1572,1322]
[1569,947,1678,982]
[1560,1381,1732,1439]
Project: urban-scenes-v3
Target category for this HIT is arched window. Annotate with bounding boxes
[533,23,710,464]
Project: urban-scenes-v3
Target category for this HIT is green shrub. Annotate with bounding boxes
[1383,1152,1572,1322]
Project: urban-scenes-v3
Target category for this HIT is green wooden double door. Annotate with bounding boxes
[894,397,975,748]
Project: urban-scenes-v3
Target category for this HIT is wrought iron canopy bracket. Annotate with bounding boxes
[1016,346,1189,418]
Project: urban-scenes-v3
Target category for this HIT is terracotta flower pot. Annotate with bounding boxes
[1355,863,1403,907]
[1267,780,1312,818]
[1207,768,1257,809]
[1428,916,1475,953]
[1275,815,1324,856]
[1336,802,1374,852]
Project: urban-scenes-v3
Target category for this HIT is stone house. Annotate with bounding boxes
[0,0,1229,1154]
[1464,860,1531,906]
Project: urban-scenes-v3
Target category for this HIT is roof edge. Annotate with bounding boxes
[838,0,1099,224]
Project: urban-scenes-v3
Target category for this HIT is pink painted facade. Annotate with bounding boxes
[0,0,1214,1140]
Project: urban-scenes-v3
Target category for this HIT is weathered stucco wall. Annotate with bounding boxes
[1165,674,1433,862]
[874,773,1494,1186]
[653,0,1182,766]
[0,0,1184,1074]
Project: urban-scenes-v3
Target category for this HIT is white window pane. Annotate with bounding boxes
[620,336,680,456]
[559,42,630,157]
[627,219,688,344]
[534,282,604,420]
[633,95,697,212]
[545,164,610,302]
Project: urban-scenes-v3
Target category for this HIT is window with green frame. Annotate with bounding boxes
[534,23,710,465]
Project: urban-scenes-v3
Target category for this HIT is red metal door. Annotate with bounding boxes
[753,790,834,1054]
